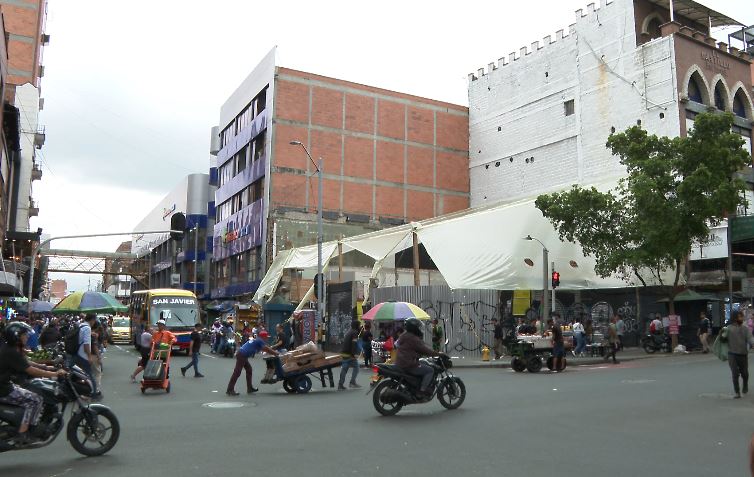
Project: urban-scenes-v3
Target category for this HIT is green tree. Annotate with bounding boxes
[535,112,750,313]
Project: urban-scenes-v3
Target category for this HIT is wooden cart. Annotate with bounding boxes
[263,354,342,394]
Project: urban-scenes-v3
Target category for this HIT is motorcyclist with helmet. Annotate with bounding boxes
[395,318,443,398]
[0,322,67,442]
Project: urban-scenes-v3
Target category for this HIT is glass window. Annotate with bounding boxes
[733,91,748,118]
[253,133,266,161]
[714,83,726,111]
[236,146,247,174]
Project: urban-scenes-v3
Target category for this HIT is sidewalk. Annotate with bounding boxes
[450,347,686,369]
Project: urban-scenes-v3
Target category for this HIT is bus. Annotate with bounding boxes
[130,289,200,354]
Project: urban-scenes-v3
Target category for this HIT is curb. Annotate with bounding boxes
[450,350,684,369]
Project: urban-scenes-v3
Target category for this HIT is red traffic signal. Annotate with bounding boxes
[551,271,560,288]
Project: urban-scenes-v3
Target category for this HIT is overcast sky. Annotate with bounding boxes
[31,0,753,292]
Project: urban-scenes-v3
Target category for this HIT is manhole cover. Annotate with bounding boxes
[698,393,736,400]
[202,401,252,409]
[621,379,656,384]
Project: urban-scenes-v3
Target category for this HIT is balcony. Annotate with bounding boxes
[31,163,42,181]
[28,201,39,217]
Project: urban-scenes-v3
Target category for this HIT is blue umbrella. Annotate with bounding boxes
[31,300,53,313]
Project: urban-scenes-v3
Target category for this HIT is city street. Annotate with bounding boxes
[1,346,753,476]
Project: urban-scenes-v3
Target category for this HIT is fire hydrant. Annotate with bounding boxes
[481,346,490,362]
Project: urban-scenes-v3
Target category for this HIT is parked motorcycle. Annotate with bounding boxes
[368,354,466,416]
[641,333,671,354]
[0,366,120,456]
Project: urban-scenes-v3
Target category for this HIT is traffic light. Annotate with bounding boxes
[170,212,186,242]
[313,273,323,299]
[551,271,560,288]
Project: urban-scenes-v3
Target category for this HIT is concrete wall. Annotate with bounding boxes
[14,82,39,231]
[468,0,680,206]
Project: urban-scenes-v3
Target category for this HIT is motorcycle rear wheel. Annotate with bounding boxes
[372,379,403,416]
[642,341,656,354]
[437,377,466,410]
[67,407,120,457]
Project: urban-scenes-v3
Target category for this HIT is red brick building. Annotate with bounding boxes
[209,49,469,299]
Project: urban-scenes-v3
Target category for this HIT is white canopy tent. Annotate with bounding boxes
[253,195,676,304]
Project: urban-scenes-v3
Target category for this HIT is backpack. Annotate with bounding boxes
[64,323,81,355]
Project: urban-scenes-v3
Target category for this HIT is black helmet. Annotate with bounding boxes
[404,318,424,338]
[4,322,32,346]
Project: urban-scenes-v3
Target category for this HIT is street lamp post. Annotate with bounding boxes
[290,141,324,332]
[524,235,549,320]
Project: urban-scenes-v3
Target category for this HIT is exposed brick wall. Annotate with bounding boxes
[376,185,404,217]
[275,80,309,123]
[311,86,343,129]
[271,67,470,226]
[407,190,434,220]
[407,146,433,188]
[270,172,306,209]
[2,1,45,89]
[376,140,404,184]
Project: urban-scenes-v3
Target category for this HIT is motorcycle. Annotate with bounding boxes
[641,333,671,354]
[222,334,237,357]
[368,354,466,416]
[0,366,120,456]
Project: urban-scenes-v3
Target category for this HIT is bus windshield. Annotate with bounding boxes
[149,296,198,329]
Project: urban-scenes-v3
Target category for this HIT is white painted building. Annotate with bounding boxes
[468,0,753,206]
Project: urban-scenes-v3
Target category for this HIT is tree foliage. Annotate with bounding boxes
[535,112,750,290]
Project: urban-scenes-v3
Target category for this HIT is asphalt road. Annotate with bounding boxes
[1,345,753,477]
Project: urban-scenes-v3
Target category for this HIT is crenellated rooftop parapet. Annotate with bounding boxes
[469,0,616,81]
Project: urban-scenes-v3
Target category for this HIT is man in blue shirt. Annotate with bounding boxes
[226,330,279,396]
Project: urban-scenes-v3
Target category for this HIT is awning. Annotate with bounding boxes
[656,289,722,302]
[646,0,743,28]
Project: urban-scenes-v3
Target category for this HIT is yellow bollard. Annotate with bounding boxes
[481,346,490,362]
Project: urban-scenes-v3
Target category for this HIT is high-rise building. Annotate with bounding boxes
[0,0,49,299]
[209,48,469,300]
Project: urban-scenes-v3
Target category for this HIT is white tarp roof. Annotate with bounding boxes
[253,193,676,302]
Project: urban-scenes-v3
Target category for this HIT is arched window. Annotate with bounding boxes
[733,90,748,118]
[688,75,704,103]
[714,82,728,111]
[646,17,663,39]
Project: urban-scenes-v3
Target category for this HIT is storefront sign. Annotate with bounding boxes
[162,204,176,220]
[664,315,681,335]
[212,200,264,260]
[701,50,730,70]
[689,226,727,260]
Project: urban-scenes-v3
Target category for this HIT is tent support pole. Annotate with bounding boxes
[413,232,420,287]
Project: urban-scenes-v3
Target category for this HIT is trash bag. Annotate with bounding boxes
[712,329,729,362]
[673,344,688,353]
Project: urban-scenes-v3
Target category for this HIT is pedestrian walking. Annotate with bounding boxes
[74,314,100,399]
[604,316,619,364]
[548,317,565,372]
[492,318,504,359]
[726,310,754,398]
[572,319,586,356]
[615,314,625,351]
[338,321,361,390]
[130,324,153,382]
[431,318,444,353]
[226,330,278,396]
[360,321,373,367]
[698,311,711,354]
[181,323,205,378]
[271,324,287,352]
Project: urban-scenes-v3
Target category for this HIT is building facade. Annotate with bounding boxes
[468,0,752,205]
[468,0,753,292]
[132,174,212,298]
[209,48,469,300]
[0,0,47,233]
